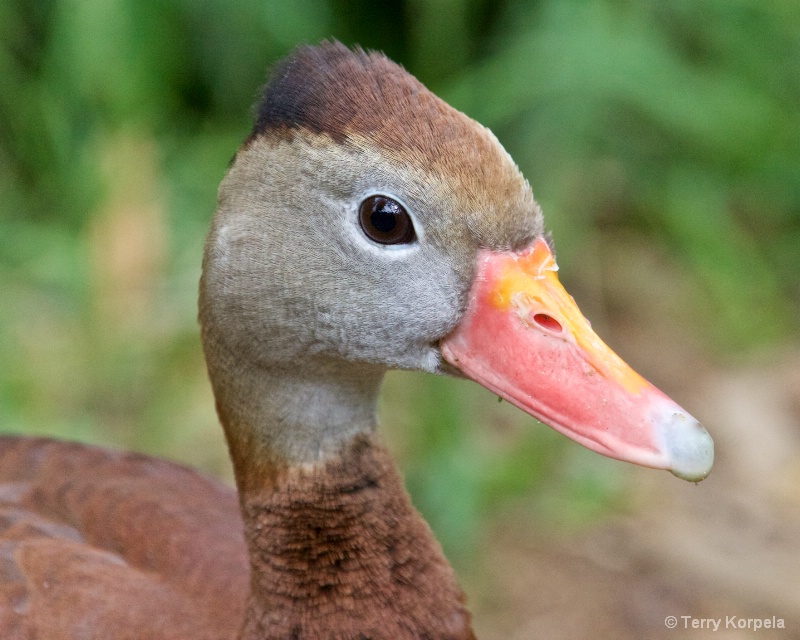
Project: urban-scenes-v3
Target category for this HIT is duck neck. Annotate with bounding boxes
[237,434,474,640]
[207,356,475,639]
[210,356,384,485]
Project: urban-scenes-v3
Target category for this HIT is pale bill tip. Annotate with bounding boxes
[657,408,714,482]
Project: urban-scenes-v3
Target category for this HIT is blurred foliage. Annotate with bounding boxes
[1,0,798,561]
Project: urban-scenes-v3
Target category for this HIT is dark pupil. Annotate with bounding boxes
[371,201,399,233]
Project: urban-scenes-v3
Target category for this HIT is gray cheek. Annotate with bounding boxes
[309,248,467,369]
[212,139,476,371]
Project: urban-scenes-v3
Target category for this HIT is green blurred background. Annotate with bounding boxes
[1,0,798,590]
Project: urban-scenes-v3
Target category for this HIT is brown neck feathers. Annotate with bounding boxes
[237,434,475,640]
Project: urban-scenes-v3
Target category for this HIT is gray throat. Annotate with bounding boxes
[206,348,386,465]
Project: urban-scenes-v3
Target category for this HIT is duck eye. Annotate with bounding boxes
[358,195,416,245]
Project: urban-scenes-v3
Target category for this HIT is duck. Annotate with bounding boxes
[0,42,713,640]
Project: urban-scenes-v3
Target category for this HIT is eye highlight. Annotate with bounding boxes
[358,195,416,246]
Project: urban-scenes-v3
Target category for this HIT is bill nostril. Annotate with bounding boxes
[533,313,562,333]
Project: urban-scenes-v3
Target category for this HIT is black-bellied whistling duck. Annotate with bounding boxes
[0,42,713,640]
